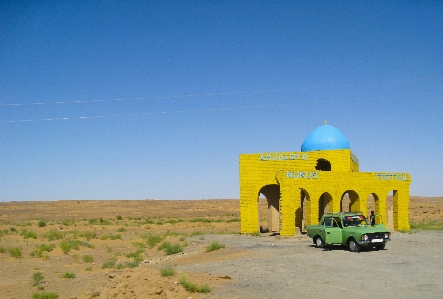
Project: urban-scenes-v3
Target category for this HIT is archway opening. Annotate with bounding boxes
[296,189,309,233]
[367,193,378,219]
[315,158,331,171]
[340,190,359,212]
[258,184,280,233]
[319,192,332,220]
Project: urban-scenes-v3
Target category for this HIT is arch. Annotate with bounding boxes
[259,184,280,233]
[366,193,379,220]
[318,192,332,219]
[340,190,359,212]
[296,189,309,233]
[315,158,331,171]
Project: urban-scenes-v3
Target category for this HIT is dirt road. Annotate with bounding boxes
[180,231,443,299]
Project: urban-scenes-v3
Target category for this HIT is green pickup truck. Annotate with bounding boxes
[306,212,391,252]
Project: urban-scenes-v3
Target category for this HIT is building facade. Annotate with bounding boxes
[239,123,411,236]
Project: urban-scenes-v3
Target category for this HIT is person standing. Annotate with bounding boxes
[370,211,376,226]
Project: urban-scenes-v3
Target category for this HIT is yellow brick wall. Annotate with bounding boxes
[240,149,411,236]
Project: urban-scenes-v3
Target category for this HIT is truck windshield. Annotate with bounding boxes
[343,215,367,226]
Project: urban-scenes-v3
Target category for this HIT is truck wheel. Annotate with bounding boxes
[315,236,324,248]
[348,239,360,252]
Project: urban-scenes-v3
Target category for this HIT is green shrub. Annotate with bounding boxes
[43,230,64,241]
[82,231,97,241]
[0,246,6,253]
[160,265,176,277]
[7,247,22,258]
[32,272,44,286]
[101,261,116,269]
[32,292,60,299]
[206,241,225,252]
[117,227,126,232]
[158,242,183,255]
[30,244,55,259]
[145,234,163,248]
[100,233,121,240]
[82,254,94,263]
[38,220,46,227]
[60,240,94,254]
[21,229,38,239]
[61,272,76,278]
[85,266,92,271]
[410,221,443,230]
[126,261,139,268]
[125,249,143,263]
[116,215,122,220]
[60,219,75,226]
[179,276,211,293]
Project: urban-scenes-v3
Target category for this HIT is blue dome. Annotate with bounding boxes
[301,124,350,152]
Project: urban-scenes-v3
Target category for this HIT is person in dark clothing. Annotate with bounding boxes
[370,210,376,226]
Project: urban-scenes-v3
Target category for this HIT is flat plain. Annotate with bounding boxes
[0,196,442,299]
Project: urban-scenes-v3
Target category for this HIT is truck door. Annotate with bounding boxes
[324,218,342,244]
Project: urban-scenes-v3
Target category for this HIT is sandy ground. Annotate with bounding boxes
[0,196,442,299]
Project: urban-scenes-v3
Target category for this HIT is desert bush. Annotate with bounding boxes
[99,218,111,225]
[0,246,6,253]
[43,230,64,241]
[160,265,176,277]
[117,227,126,232]
[60,219,75,226]
[410,221,443,230]
[21,229,38,239]
[126,261,139,268]
[85,266,92,271]
[144,234,163,248]
[116,215,122,220]
[32,272,44,286]
[144,219,155,224]
[158,242,183,255]
[30,243,55,258]
[7,247,22,258]
[165,218,183,225]
[37,220,46,227]
[61,272,76,278]
[125,249,144,263]
[82,254,94,263]
[60,240,94,254]
[206,241,226,252]
[32,292,60,299]
[100,233,121,240]
[101,261,116,269]
[179,276,211,293]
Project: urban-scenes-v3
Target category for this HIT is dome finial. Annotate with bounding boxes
[324,120,327,125]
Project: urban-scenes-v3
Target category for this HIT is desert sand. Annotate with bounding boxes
[0,196,442,299]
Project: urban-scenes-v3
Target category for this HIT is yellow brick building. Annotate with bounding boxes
[239,123,411,236]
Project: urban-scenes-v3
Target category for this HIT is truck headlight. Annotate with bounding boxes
[361,234,369,241]
[385,233,389,239]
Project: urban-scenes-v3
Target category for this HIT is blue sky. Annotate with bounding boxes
[1,1,442,201]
